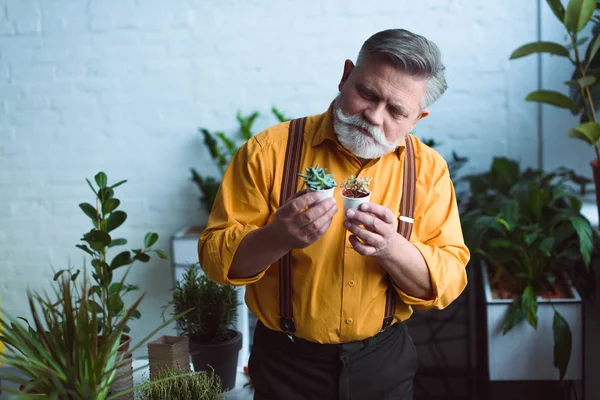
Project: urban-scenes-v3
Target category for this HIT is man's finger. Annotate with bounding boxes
[357,202,396,224]
[281,191,320,216]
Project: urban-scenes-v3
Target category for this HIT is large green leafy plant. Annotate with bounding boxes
[191,108,289,214]
[461,157,597,379]
[77,172,169,336]
[0,269,186,399]
[510,0,600,162]
[163,264,239,343]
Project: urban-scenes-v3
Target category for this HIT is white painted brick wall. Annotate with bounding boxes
[0,0,540,350]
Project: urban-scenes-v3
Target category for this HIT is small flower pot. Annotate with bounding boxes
[341,188,371,217]
[147,335,190,380]
[308,187,335,204]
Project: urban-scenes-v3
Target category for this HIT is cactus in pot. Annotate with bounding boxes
[298,164,337,203]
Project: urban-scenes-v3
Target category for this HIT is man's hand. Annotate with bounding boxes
[344,202,399,258]
[270,189,338,250]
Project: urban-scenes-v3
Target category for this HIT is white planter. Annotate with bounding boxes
[308,187,335,204]
[341,189,371,217]
[482,264,583,381]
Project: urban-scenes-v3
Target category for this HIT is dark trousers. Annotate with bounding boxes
[249,320,418,400]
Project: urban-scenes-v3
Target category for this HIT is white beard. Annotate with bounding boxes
[333,100,404,159]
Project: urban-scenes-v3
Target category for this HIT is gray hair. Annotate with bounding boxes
[356,29,447,109]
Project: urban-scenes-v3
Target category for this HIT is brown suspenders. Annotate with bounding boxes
[278,117,416,335]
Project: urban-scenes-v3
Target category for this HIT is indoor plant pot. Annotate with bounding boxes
[147,335,190,380]
[188,329,243,391]
[341,188,371,215]
[482,263,583,381]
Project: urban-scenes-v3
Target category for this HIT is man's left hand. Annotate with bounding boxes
[344,202,399,258]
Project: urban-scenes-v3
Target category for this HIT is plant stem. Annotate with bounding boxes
[571,33,600,161]
[96,196,110,335]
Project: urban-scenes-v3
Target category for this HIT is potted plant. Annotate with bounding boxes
[75,172,169,351]
[509,0,600,222]
[163,263,242,391]
[0,269,187,399]
[340,175,372,215]
[461,157,598,381]
[298,164,337,203]
[137,367,224,400]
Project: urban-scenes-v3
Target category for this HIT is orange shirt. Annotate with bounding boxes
[198,104,470,344]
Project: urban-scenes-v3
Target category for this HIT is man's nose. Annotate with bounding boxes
[362,103,385,127]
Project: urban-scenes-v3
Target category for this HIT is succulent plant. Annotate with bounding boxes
[340,175,372,198]
[298,164,337,191]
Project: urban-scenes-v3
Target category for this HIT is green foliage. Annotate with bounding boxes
[164,264,239,343]
[191,107,290,214]
[74,172,169,336]
[298,164,337,191]
[0,270,187,399]
[461,156,598,379]
[510,0,600,160]
[137,368,224,400]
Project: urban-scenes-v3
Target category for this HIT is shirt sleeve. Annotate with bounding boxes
[393,162,470,312]
[197,136,273,286]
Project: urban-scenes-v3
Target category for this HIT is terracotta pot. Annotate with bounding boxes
[592,160,600,226]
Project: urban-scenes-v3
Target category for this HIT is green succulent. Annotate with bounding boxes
[298,164,337,191]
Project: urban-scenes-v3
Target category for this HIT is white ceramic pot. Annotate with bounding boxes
[309,187,335,204]
[341,189,371,216]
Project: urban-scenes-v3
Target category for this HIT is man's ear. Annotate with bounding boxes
[411,109,430,130]
[338,59,355,92]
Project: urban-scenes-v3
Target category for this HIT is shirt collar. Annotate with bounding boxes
[311,101,406,160]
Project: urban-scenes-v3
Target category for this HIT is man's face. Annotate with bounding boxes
[333,54,430,159]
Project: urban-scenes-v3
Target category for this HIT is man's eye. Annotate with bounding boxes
[359,88,376,100]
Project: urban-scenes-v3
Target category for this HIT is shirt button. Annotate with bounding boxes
[346,318,353,325]
[348,280,355,287]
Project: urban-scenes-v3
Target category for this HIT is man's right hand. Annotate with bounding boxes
[269,189,338,250]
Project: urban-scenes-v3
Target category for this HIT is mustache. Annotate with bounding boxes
[335,110,386,143]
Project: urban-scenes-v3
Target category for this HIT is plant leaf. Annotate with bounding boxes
[154,249,169,259]
[83,229,112,251]
[106,211,127,232]
[109,283,124,295]
[102,199,120,215]
[75,244,94,256]
[521,286,538,329]
[570,216,593,269]
[526,90,580,113]
[510,41,570,59]
[500,199,519,231]
[144,232,159,248]
[110,179,127,189]
[567,121,600,145]
[547,0,566,24]
[79,203,98,221]
[133,251,151,263]
[110,251,132,270]
[585,33,600,71]
[503,297,526,334]
[553,310,572,380]
[95,172,108,189]
[564,75,597,88]
[108,238,127,248]
[564,0,596,32]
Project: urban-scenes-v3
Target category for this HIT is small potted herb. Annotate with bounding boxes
[137,367,224,400]
[340,175,372,215]
[163,264,242,391]
[298,164,337,203]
